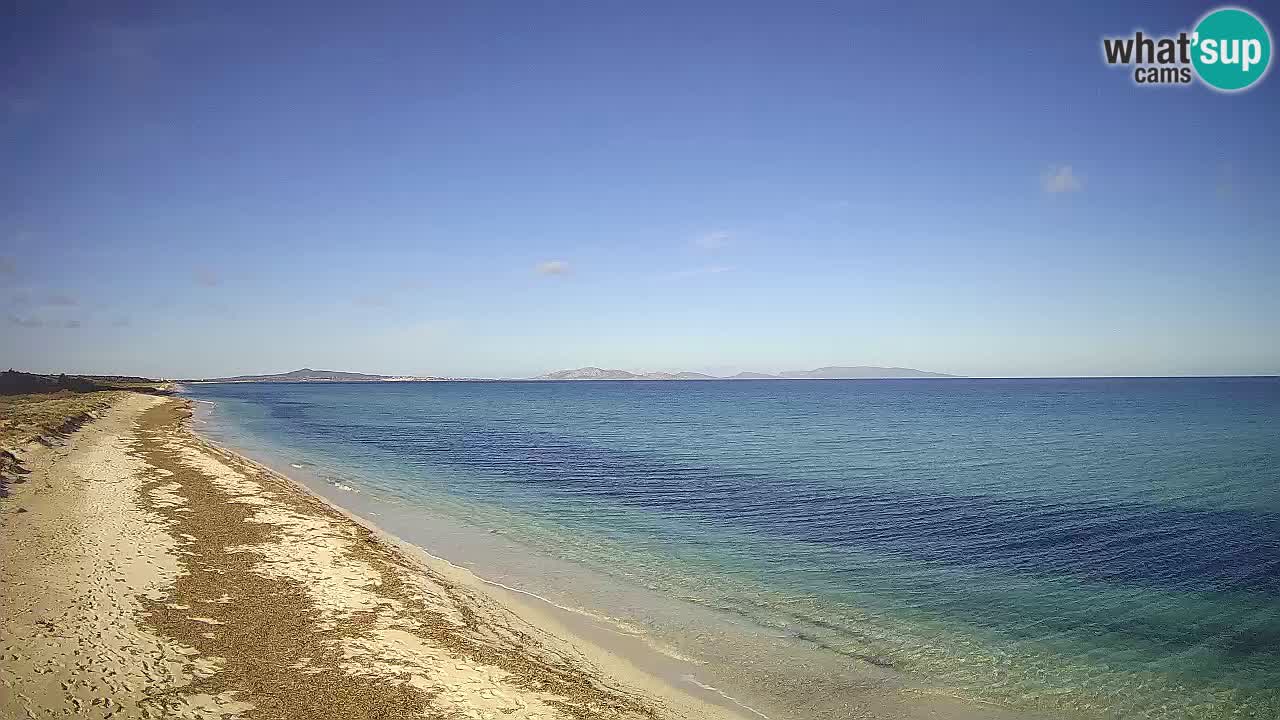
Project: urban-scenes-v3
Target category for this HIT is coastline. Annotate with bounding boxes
[183,390,1049,720]
[186,403,772,720]
[0,392,750,719]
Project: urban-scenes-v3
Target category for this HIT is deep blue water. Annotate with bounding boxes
[185,378,1280,718]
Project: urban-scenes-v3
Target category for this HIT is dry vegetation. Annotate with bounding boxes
[0,391,127,450]
[0,371,168,494]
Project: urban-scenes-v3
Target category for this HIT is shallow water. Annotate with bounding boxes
[184,378,1280,719]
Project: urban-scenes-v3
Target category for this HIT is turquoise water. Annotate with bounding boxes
[184,378,1280,718]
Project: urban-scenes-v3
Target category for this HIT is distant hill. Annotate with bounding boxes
[189,365,958,384]
[535,367,755,381]
[535,367,642,380]
[190,368,444,383]
[639,371,677,380]
[777,366,957,379]
[533,366,959,380]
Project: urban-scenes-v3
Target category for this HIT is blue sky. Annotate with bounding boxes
[2,1,1278,378]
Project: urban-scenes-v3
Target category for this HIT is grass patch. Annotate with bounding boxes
[0,390,125,450]
[0,370,169,496]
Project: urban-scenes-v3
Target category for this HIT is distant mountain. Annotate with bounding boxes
[639,371,677,380]
[192,365,958,384]
[190,368,444,383]
[777,366,957,379]
[639,371,718,380]
[534,366,959,380]
[535,367,643,380]
[534,367,741,380]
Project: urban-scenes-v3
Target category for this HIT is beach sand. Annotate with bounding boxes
[0,392,750,720]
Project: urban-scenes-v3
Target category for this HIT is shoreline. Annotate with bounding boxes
[187,402,770,720]
[184,392,1047,720]
[2,389,1061,719]
[1,392,750,719]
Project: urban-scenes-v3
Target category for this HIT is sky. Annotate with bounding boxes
[2,1,1278,379]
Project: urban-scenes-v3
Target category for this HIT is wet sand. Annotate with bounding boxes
[0,393,748,719]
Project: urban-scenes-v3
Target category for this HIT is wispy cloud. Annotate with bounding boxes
[353,294,391,308]
[7,314,42,328]
[351,277,431,308]
[1043,165,1082,194]
[535,260,570,276]
[669,265,733,279]
[1216,162,1234,199]
[45,292,78,307]
[693,230,732,250]
[194,269,221,287]
[4,96,39,116]
[7,313,85,329]
[396,277,430,292]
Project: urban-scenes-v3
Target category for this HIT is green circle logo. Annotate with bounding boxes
[1192,7,1272,91]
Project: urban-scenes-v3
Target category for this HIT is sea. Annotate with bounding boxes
[182,378,1280,719]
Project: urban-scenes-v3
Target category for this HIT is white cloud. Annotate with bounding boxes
[1043,165,1082,194]
[693,230,732,250]
[535,260,570,276]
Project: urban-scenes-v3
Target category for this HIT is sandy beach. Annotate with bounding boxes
[0,391,749,720]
